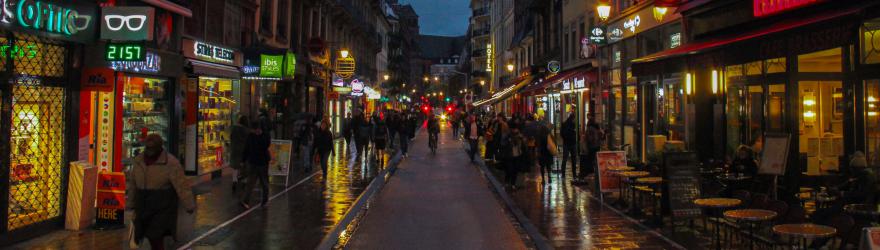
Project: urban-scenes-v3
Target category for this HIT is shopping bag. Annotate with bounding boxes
[547,135,558,156]
[128,216,139,249]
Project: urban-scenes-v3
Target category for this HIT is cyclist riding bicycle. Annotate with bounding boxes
[427,116,440,152]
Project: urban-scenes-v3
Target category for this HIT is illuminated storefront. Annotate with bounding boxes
[182,39,244,176]
[631,1,880,177]
[0,0,98,244]
[242,50,297,138]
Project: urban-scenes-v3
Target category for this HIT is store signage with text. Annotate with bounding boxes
[0,44,37,58]
[100,6,154,41]
[194,41,234,63]
[753,0,822,17]
[110,51,160,73]
[589,26,606,45]
[574,77,586,89]
[351,79,364,96]
[105,42,145,61]
[486,44,493,72]
[285,52,296,78]
[260,54,283,78]
[607,5,678,43]
[81,67,114,92]
[0,0,97,43]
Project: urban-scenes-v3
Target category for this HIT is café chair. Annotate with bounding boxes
[750,193,769,209]
[822,214,855,249]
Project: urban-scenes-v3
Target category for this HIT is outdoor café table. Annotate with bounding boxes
[695,198,742,250]
[636,177,663,225]
[798,192,837,210]
[772,223,836,249]
[619,171,650,215]
[608,166,634,205]
[724,209,778,250]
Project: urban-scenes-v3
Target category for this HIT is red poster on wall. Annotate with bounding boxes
[596,151,626,193]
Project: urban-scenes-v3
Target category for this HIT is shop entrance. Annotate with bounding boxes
[798,81,843,174]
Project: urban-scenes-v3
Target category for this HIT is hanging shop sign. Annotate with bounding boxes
[753,0,823,17]
[364,86,381,100]
[182,39,241,66]
[607,5,678,43]
[242,65,259,75]
[547,61,561,74]
[0,0,97,43]
[81,67,114,92]
[285,52,296,79]
[105,42,145,61]
[100,6,155,41]
[351,79,364,96]
[332,74,345,87]
[335,56,356,79]
[110,51,160,74]
[670,32,681,48]
[589,26,606,45]
[259,54,283,78]
[486,44,493,72]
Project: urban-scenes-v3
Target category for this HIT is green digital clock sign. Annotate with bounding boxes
[106,43,146,61]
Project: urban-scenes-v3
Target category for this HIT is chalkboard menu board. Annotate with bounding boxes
[663,152,702,219]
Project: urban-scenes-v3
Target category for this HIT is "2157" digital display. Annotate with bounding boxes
[106,42,145,61]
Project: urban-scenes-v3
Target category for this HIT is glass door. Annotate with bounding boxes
[798,81,843,174]
[867,80,880,167]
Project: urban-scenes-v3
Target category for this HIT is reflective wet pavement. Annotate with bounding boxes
[479,143,685,249]
[345,123,528,250]
[8,139,383,250]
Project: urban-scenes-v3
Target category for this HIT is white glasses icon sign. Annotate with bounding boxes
[104,15,147,31]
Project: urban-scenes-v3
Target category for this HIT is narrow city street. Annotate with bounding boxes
[8,140,386,249]
[344,124,528,250]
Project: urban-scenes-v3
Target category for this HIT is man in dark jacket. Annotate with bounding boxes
[560,114,578,178]
[240,122,272,208]
[314,118,335,177]
[355,114,373,160]
[464,114,483,162]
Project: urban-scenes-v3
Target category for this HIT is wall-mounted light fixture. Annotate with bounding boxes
[685,73,693,95]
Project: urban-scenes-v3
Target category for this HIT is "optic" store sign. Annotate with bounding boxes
[194,41,234,63]
[754,0,822,17]
[0,0,88,35]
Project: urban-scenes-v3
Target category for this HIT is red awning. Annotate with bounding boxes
[631,5,862,73]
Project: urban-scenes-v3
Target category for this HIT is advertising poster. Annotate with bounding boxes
[759,134,790,176]
[95,172,125,229]
[596,151,626,193]
[269,140,293,184]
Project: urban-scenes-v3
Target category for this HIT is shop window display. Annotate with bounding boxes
[121,77,170,168]
[8,85,65,230]
[198,78,238,174]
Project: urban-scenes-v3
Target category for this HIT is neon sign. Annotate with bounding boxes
[486,44,493,72]
[100,6,154,41]
[9,0,86,35]
[623,15,641,33]
[194,41,234,63]
[0,44,37,58]
[110,52,160,73]
[105,42,145,61]
[754,0,822,17]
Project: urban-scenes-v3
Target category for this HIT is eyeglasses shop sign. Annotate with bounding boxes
[100,7,155,41]
[0,0,97,43]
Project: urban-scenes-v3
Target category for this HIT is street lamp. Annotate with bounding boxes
[383,74,390,80]
[340,49,350,58]
[506,64,515,72]
[412,89,416,93]
[424,76,429,82]
[433,76,439,81]
[440,92,444,96]
[597,0,611,21]
[480,80,485,86]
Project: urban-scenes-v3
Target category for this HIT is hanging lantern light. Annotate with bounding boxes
[653,7,668,22]
[597,0,611,21]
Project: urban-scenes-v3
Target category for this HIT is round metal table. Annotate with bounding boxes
[637,177,664,225]
[695,198,742,250]
[772,223,836,249]
[619,171,650,215]
[724,209,778,250]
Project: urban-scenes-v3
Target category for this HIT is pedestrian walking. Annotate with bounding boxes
[299,117,316,173]
[372,113,389,164]
[464,114,483,163]
[126,134,194,250]
[342,112,352,149]
[537,121,556,184]
[388,111,398,149]
[560,114,578,179]
[577,128,592,183]
[315,118,335,178]
[240,121,272,209]
[501,127,527,189]
[229,115,249,191]
[355,114,373,160]
[583,118,604,189]
[398,113,411,157]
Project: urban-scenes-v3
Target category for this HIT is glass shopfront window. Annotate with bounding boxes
[799,48,843,72]
[612,87,623,145]
[121,77,170,169]
[798,81,843,174]
[660,76,685,142]
[866,80,880,166]
[198,77,239,174]
[862,18,880,64]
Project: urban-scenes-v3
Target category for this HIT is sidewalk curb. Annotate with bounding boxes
[462,141,553,250]
[316,127,420,250]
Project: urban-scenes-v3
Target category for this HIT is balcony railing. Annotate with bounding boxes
[471,48,487,57]
[472,28,490,37]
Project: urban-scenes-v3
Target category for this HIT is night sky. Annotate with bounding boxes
[400,0,470,36]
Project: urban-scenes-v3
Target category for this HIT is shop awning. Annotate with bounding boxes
[473,75,534,107]
[631,5,863,76]
[521,66,594,95]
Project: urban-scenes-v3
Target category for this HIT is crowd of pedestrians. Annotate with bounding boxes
[448,110,605,190]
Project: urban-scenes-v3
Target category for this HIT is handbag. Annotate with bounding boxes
[128,217,140,249]
[547,134,558,156]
